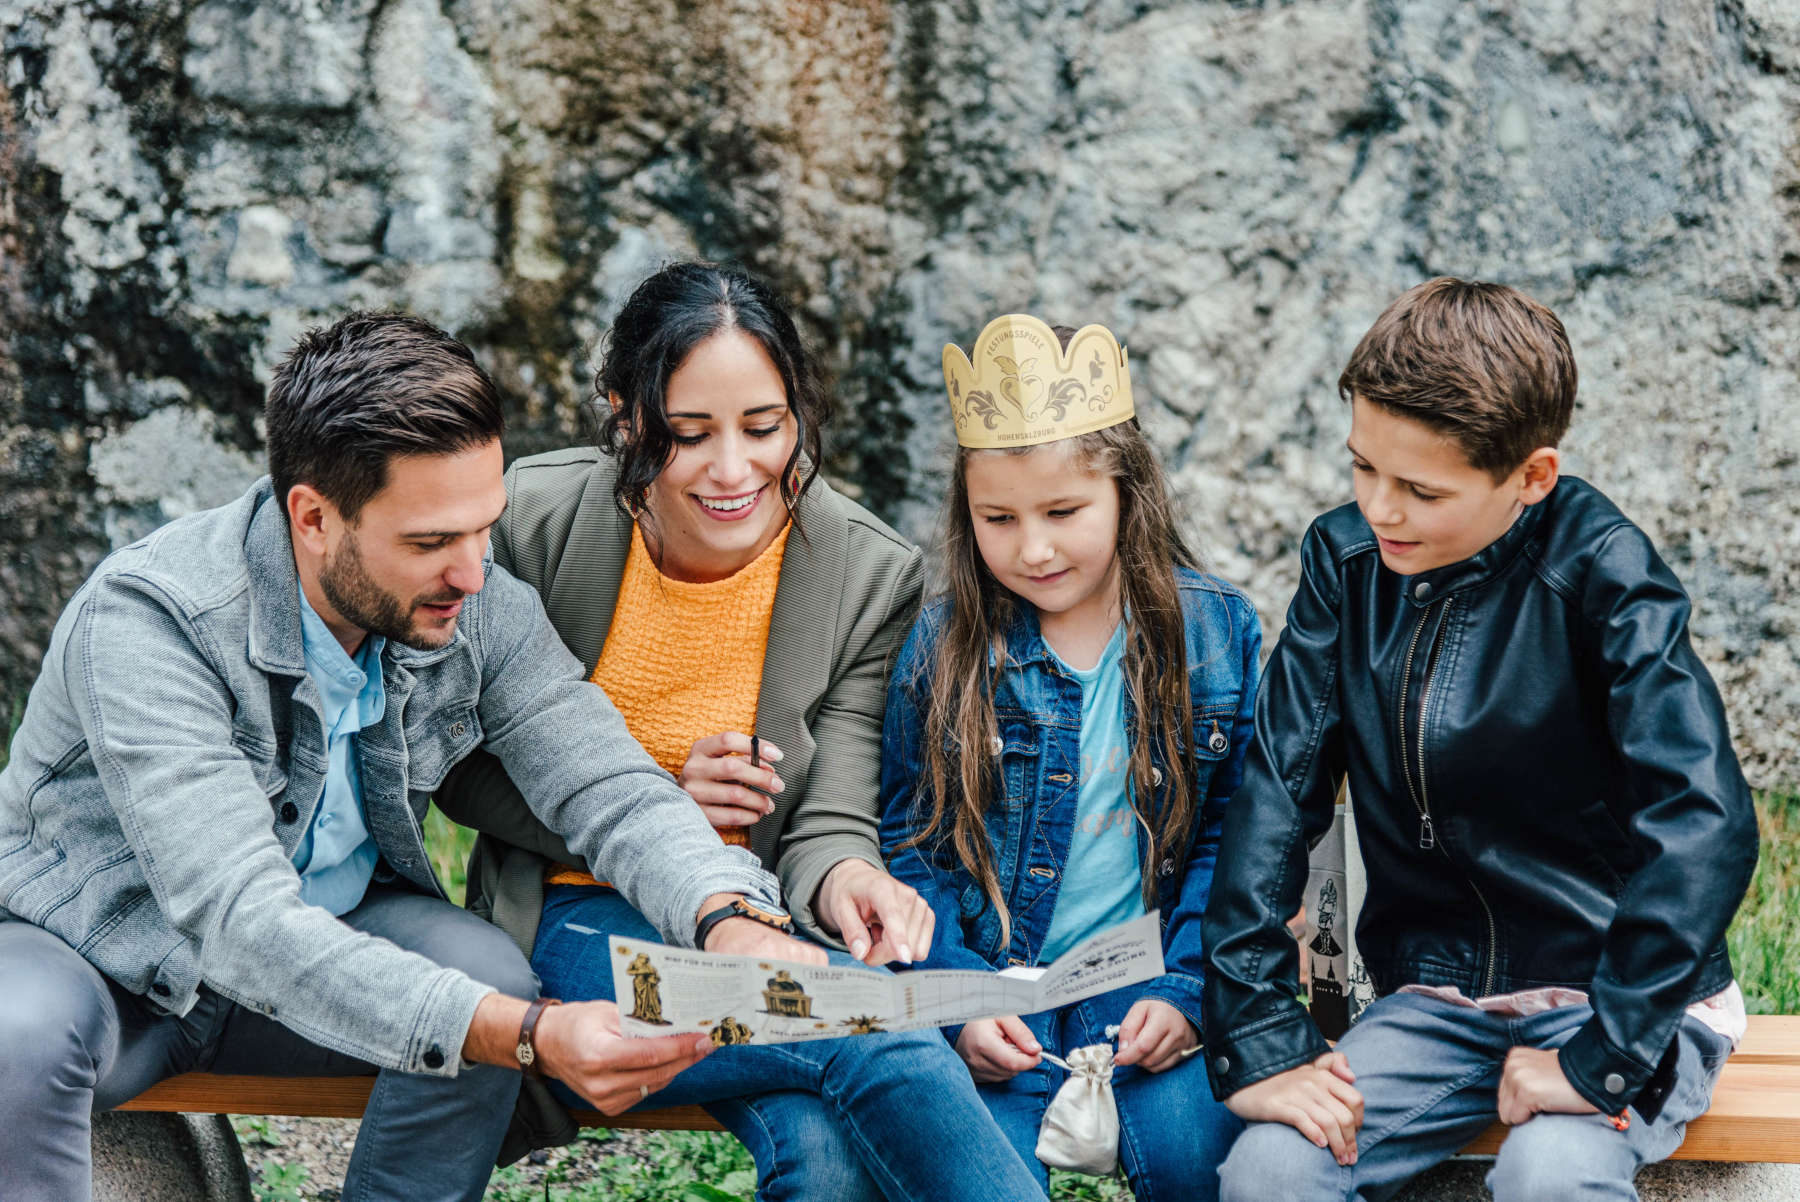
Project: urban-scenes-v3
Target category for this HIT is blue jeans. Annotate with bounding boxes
[0,885,534,1202]
[1218,991,1735,1202]
[535,884,1047,1202]
[978,987,1243,1201]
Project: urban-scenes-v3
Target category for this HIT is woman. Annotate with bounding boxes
[436,262,1044,1201]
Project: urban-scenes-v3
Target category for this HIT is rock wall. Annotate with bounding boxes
[2,0,1796,787]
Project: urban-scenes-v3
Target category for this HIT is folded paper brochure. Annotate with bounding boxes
[609,912,1164,1045]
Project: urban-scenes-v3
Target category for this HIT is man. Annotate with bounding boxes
[0,313,817,1201]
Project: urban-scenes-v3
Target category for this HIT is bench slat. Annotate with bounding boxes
[116,1074,724,1132]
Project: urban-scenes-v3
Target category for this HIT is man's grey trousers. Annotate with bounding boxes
[0,884,537,1202]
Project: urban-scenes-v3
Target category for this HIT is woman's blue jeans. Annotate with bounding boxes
[534,884,1048,1202]
[977,987,1244,1201]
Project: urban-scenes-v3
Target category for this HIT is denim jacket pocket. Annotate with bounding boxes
[405,708,483,793]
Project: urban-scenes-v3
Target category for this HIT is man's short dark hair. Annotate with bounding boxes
[266,312,505,522]
[1338,278,1577,479]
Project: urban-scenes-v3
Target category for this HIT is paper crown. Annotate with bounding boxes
[943,314,1136,450]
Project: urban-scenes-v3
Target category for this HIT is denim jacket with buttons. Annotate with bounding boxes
[879,566,1262,1037]
[0,478,778,1078]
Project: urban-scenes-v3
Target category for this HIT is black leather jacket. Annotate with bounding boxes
[1201,478,1758,1121]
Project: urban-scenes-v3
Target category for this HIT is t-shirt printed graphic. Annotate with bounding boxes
[1039,622,1145,962]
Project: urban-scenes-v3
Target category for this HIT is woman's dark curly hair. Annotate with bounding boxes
[595,262,833,536]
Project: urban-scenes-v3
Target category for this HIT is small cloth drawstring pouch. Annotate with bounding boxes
[1035,1030,1121,1175]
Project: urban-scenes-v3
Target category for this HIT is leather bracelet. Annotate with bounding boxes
[516,997,561,1076]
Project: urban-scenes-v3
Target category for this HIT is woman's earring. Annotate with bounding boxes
[626,489,647,520]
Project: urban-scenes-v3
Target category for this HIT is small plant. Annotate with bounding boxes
[232,1115,282,1147]
[252,1159,310,1202]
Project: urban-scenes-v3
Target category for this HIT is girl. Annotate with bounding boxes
[880,313,1260,1201]
[436,264,1045,1201]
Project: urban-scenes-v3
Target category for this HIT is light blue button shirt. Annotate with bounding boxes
[294,585,384,916]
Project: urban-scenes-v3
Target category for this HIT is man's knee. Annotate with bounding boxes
[1217,1120,1343,1202]
[1486,1114,1637,1202]
[0,927,118,1087]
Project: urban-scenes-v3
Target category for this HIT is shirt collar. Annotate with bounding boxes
[296,583,386,731]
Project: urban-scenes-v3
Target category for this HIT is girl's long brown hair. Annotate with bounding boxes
[903,419,1208,949]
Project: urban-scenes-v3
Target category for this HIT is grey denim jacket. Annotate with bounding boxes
[0,478,778,1077]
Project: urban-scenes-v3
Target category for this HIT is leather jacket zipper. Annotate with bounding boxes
[1398,598,1500,997]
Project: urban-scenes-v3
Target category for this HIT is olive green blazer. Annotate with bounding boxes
[436,447,924,957]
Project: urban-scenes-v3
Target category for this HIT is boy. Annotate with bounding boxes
[1201,278,1759,1201]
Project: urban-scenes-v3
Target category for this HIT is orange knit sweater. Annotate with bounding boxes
[545,521,789,886]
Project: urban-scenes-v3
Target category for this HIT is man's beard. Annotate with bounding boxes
[318,530,464,651]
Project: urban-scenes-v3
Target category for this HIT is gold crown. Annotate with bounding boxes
[943,314,1135,450]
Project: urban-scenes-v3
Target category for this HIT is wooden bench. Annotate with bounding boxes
[117,1015,1800,1162]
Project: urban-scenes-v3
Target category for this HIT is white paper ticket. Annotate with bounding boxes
[606,912,1164,1045]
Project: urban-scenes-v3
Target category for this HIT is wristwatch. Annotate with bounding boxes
[516,997,561,1076]
[695,896,794,949]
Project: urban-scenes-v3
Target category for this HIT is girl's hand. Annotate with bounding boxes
[1112,998,1199,1072]
[956,1016,1042,1083]
[677,732,783,830]
[814,858,936,965]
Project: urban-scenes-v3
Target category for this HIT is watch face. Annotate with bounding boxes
[738,898,791,925]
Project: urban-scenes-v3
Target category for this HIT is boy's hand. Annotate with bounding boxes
[1224,1051,1364,1166]
[956,1016,1042,1083]
[1496,1046,1601,1125]
[1113,999,1198,1072]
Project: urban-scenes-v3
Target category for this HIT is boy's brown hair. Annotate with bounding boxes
[1338,277,1577,479]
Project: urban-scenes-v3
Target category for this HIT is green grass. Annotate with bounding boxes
[1728,791,1800,1014]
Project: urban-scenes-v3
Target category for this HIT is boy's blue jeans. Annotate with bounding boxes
[977,988,1243,1201]
[1218,990,1734,1202]
[533,883,1048,1202]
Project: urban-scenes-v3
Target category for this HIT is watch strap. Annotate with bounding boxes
[694,898,793,949]
[516,996,561,1076]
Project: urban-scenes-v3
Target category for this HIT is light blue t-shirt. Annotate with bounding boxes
[294,585,384,916]
[1039,622,1145,961]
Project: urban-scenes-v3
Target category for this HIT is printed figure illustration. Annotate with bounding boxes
[838,1014,889,1035]
[626,952,670,1026]
[710,1015,754,1046]
[1308,877,1349,1038]
[761,969,815,1018]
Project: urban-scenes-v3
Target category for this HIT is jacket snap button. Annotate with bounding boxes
[279,802,299,823]
[1159,858,1175,877]
[1208,728,1229,754]
[423,1046,446,1069]
[1414,580,1433,602]
[1213,1055,1231,1075]
[1151,767,1164,786]
[450,721,467,738]
[988,736,1004,757]
[1604,1072,1626,1095]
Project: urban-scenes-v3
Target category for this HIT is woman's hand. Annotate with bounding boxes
[814,858,936,965]
[677,732,784,830]
[1112,998,1199,1073]
[956,1016,1042,1083]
